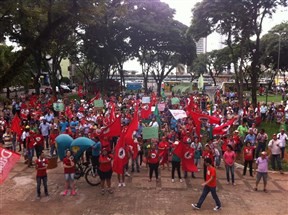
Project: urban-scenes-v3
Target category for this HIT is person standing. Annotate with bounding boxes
[254,151,269,192]
[2,127,13,151]
[255,129,268,158]
[91,137,101,172]
[223,144,236,185]
[35,151,49,199]
[62,150,76,196]
[147,144,160,182]
[277,129,287,160]
[98,148,113,195]
[192,158,221,211]
[39,119,51,150]
[243,142,254,177]
[171,141,182,183]
[268,134,283,174]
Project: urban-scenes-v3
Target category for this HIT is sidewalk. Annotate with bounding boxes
[0,158,287,215]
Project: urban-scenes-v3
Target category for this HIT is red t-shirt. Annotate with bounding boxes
[148,149,159,164]
[35,158,48,177]
[27,136,35,149]
[34,134,44,147]
[206,166,217,187]
[99,154,113,172]
[63,157,75,174]
[202,150,214,164]
[49,133,58,146]
[243,146,253,161]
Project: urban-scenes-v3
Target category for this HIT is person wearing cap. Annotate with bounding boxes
[268,134,283,174]
[276,128,288,160]
[254,151,269,192]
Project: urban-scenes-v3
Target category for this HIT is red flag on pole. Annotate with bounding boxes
[100,116,122,137]
[182,147,198,172]
[112,132,128,174]
[213,117,237,136]
[10,114,22,136]
[125,107,139,159]
[141,103,152,119]
[0,147,21,185]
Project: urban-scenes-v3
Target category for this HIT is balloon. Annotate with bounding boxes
[56,134,74,160]
[70,137,95,161]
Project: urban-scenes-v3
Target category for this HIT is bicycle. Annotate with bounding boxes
[74,160,101,186]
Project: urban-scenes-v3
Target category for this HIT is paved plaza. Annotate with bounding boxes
[1,158,287,215]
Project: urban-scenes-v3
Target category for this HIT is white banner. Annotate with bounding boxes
[169,109,187,120]
[142,97,151,104]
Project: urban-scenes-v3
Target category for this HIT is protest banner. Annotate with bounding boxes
[53,102,64,112]
[157,103,166,111]
[142,97,151,104]
[143,127,159,139]
[169,109,187,120]
[94,99,104,108]
[171,97,180,105]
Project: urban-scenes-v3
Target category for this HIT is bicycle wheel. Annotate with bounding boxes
[74,162,83,180]
[85,167,101,186]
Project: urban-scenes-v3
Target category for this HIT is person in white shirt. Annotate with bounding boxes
[268,134,283,174]
[148,118,159,127]
[276,129,288,159]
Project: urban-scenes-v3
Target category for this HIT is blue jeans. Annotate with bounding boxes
[132,154,140,172]
[27,148,34,160]
[271,154,282,170]
[225,165,235,183]
[197,185,221,208]
[280,147,285,159]
[36,176,48,196]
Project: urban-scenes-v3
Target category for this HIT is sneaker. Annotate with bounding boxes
[213,206,221,211]
[101,189,105,195]
[118,183,122,187]
[122,183,126,187]
[171,179,175,183]
[233,183,236,186]
[62,190,69,196]
[180,179,183,183]
[226,182,230,185]
[71,190,76,196]
[108,189,113,194]
[125,172,130,177]
[191,204,200,210]
[36,195,41,200]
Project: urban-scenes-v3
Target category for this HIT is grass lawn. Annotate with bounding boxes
[257,94,283,103]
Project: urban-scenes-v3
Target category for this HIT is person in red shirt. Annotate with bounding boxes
[49,128,59,156]
[243,142,254,177]
[202,144,214,181]
[35,151,49,199]
[62,150,76,196]
[98,148,113,195]
[192,158,221,211]
[158,136,170,170]
[147,143,160,182]
[34,129,44,159]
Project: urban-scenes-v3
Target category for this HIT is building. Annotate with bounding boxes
[196,37,207,54]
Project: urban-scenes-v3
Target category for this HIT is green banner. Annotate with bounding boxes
[171,97,180,105]
[53,102,64,112]
[143,127,159,139]
[94,99,104,107]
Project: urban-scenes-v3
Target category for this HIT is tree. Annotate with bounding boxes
[189,0,288,107]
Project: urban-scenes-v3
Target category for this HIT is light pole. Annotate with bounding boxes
[274,29,287,85]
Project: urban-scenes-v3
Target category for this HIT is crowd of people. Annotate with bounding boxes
[0,89,287,210]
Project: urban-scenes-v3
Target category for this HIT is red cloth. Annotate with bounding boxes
[10,114,22,136]
[213,117,237,136]
[35,158,48,177]
[125,108,139,146]
[173,142,197,172]
[141,103,152,119]
[49,133,58,146]
[112,132,128,174]
[206,166,217,187]
[34,134,44,147]
[99,154,113,172]
[243,146,253,161]
[0,147,21,184]
[158,141,169,165]
[63,157,75,174]
[147,149,159,164]
[100,116,122,137]
[202,150,214,164]
[78,85,84,97]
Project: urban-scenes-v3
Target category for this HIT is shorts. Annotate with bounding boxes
[98,169,112,180]
[64,173,75,181]
[256,172,268,184]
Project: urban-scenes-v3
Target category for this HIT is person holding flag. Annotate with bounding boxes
[171,140,183,183]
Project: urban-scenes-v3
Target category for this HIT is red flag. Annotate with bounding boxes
[141,103,152,119]
[112,132,128,174]
[100,116,121,137]
[213,117,237,136]
[125,107,139,159]
[10,114,22,136]
[109,102,116,122]
[0,147,21,185]
[182,147,198,172]
[151,92,157,106]
[65,107,73,119]
[189,111,221,136]
[89,91,101,104]
[78,85,84,97]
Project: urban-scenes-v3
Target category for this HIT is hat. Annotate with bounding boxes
[261,151,267,155]
[25,125,30,129]
[174,141,179,145]
[234,130,239,133]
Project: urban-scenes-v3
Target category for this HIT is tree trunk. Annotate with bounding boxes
[6,87,10,99]
[157,80,162,96]
[143,75,148,94]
